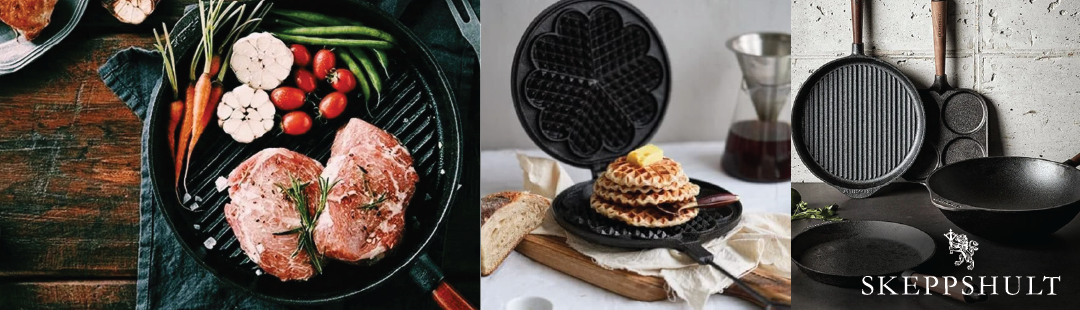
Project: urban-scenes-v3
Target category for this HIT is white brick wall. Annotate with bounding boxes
[792,0,1080,182]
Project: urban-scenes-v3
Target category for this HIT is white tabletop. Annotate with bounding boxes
[480,141,789,310]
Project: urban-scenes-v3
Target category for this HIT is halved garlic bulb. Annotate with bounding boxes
[230,32,293,90]
[217,85,275,143]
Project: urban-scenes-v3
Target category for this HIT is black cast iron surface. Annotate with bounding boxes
[147,0,462,305]
[792,220,935,288]
[792,183,1078,309]
[511,0,670,176]
[791,1,924,199]
[552,179,741,249]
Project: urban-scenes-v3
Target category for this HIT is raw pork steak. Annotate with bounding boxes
[224,148,324,281]
[315,119,418,263]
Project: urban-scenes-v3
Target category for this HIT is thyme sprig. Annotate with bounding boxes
[273,174,339,274]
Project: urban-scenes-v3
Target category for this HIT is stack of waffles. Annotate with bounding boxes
[591,156,701,228]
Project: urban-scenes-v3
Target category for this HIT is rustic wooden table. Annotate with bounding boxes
[0,1,481,308]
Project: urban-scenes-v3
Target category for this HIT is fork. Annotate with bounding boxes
[445,0,480,66]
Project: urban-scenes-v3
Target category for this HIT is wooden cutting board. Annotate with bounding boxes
[515,234,791,307]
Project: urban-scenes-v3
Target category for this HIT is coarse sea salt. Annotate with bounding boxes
[204,237,217,249]
[216,176,228,192]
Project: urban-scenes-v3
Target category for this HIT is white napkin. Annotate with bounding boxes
[518,154,790,310]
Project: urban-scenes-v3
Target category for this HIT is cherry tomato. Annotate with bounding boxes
[270,87,306,111]
[290,44,311,68]
[328,69,357,93]
[281,111,313,136]
[312,49,336,79]
[294,69,318,93]
[319,92,348,120]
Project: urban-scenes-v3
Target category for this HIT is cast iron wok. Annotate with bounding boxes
[926,153,1080,240]
[792,220,986,303]
[147,1,469,307]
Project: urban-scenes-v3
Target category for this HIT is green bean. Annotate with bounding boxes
[270,9,360,25]
[274,34,394,49]
[278,26,395,43]
[348,47,382,102]
[372,49,390,78]
[267,18,305,28]
[337,50,373,107]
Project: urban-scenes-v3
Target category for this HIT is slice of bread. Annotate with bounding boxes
[480,191,550,276]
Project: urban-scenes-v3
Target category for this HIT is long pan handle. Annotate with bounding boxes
[932,0,947,77]
[682,243,790,309]
[906,271,989,303]
[851,0,863,45]
[409,253,477,310]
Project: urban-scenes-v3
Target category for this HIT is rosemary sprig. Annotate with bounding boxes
[274,175,339,275]
[356,165,387,211]
[359,194,387,211]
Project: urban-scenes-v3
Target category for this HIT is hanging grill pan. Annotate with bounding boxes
[791,0,925,198]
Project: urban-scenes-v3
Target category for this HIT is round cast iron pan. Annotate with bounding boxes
[552,179,741,262]
[147,1,463,305]
[903,0,988,182]
[926,154,1080,240]
[792,220,935,288]
[511,0,671,176]
[791,0,924,198]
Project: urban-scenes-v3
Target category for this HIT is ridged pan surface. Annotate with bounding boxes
[146,1,461,304]
[511,0,670,174]
[552,179,741,249]
[792,54,924,198]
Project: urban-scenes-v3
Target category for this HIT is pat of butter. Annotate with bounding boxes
[628,144,663,167]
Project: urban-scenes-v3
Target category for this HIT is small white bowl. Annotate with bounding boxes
[505,296,553,310]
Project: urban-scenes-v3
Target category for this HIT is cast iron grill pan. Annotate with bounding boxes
[511,0,670,175]
[147,1,462,304]
[903,0,988,182]
[792,0,924,198]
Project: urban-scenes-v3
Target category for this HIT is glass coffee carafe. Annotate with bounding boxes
[722,33,791,182]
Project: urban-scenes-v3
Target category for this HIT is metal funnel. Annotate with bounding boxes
[727,32,791,121]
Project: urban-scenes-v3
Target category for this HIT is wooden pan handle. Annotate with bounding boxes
[433,281,476,310]
[1064,152,1080,167]
[695,193,740,209]
[851,0,863,45]
[409,253,477,310]
[724,269,792,307]
[932,0,947,76]
[908,272,988,303]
